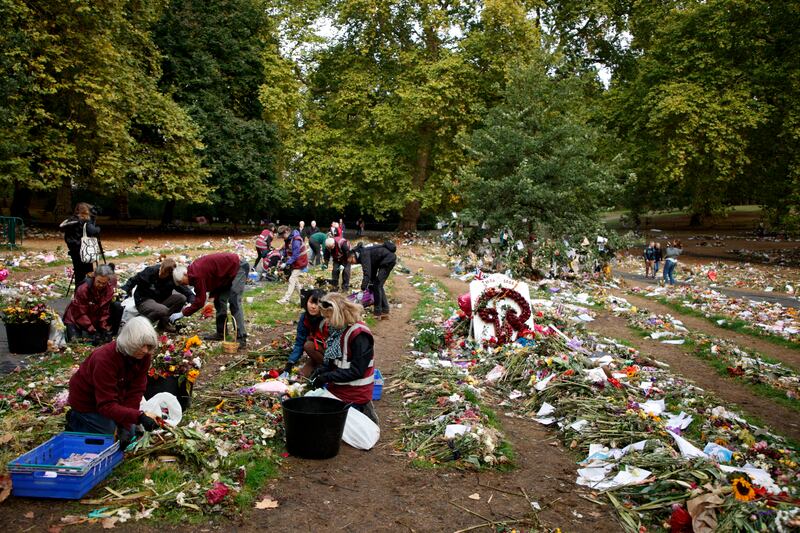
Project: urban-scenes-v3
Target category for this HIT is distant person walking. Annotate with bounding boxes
[663,240,682,285]
[643,242,656,279]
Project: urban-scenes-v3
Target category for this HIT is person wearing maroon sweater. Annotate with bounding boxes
[66,317,161,445]
[309,293,378,424]
[171,252,250,348]
[63,264,117,344]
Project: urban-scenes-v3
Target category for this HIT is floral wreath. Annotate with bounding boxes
[475,286,531,344]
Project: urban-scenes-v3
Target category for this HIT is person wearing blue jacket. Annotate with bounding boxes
[276,226,309,305]
[280,289,327,379]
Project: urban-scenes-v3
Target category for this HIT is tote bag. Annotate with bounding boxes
[79,223,100,263]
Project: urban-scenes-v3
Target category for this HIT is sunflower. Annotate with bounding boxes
[732,477,756,501]
[184,335,202,350]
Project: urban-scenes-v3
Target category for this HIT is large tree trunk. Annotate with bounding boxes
[398,128,434,232]
[53,177,73,223]
[161,199,176,227]
[10,183,33,222]
[115,192,130,220]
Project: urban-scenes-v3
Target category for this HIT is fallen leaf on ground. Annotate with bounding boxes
[0,475,11,504]
[25,512,34,519]
[102,517,118,529]
[47,526,62,533]
[468,493,480,500]
[0,434,13,445]
[255,496,279,509]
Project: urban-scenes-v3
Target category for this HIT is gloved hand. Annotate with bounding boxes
[169,312,184,323]
[307,369,327,390]
[138,413,160,432]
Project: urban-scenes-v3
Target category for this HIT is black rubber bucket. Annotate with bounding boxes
[282,396,349,459]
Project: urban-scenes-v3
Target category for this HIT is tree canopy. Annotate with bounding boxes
[2,0,798,229]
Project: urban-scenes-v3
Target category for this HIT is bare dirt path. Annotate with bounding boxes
[588,311,800,442]
[612,290,800,371]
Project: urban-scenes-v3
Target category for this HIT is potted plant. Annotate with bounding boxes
[1,299,54,354]
[144,335,204,411]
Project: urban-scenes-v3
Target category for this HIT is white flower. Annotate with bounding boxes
[176,492,186,505]
[193,357,202,368]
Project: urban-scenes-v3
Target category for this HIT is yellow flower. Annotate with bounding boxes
[732,477,755,502]
[187,369,200,383]
[184,335,202,350]
[168,365,176,372]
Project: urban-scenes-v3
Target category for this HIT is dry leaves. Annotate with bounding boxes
[468,493,480,500]
[0,433,13,445]
[254,496,279,510]
[0,475,12,504]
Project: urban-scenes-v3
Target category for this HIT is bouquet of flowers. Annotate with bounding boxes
[148,335,204,385]
[1,298,54,325]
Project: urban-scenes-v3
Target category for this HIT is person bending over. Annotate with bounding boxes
[348,241,397,319]
[121,258,194,332]
[173,252,250,348]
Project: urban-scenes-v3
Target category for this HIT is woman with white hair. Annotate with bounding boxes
[308,293,378,423]
[66,316,162,445]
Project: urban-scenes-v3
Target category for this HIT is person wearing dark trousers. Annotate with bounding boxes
[348,241,397,319]
[59,202,100,287]
[120,258,195,332]
[63,264,117,344]
[172,253,250,348]
[326,236,351,290]
[66,317,161,447]
[253,223,275,269]
[308,231,327,266]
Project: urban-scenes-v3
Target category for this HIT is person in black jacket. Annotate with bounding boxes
[348,241,397,319]
[120,258,195,331]
[59,202,100,287]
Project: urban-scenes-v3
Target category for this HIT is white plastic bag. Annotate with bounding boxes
[140,392,183,426]
[305,389,380,450]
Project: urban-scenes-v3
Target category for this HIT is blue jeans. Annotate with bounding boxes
[66,409,135,446]
[663,259,677,285]
[654,260,661,275]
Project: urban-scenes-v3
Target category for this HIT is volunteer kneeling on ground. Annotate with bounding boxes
[281,289,327,379]
[308,293,378,424]
[172,252,250,348]
[66,316,161,446]
[63,263,117,344]
[121,258,194,332]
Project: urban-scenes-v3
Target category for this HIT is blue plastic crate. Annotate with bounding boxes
[8,432,123,499]
[372,368,383,401]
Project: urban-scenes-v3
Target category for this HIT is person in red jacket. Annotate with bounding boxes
[325,235,351,290]
[309,293,377,423]
[63,264,117,344]
[66,316,161,445]
[172,253,250,348]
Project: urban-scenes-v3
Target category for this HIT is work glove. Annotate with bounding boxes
[307,369,327,390]
[169,312,184,323]
[138,413,160,432]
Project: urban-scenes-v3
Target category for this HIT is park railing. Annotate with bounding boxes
[0,216,24,248]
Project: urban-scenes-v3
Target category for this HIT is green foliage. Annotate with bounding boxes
[0,0,210,202]
[608,0,800,225]
[154,0,281,220]
[459,54,623,275]
[286,0,540,229]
